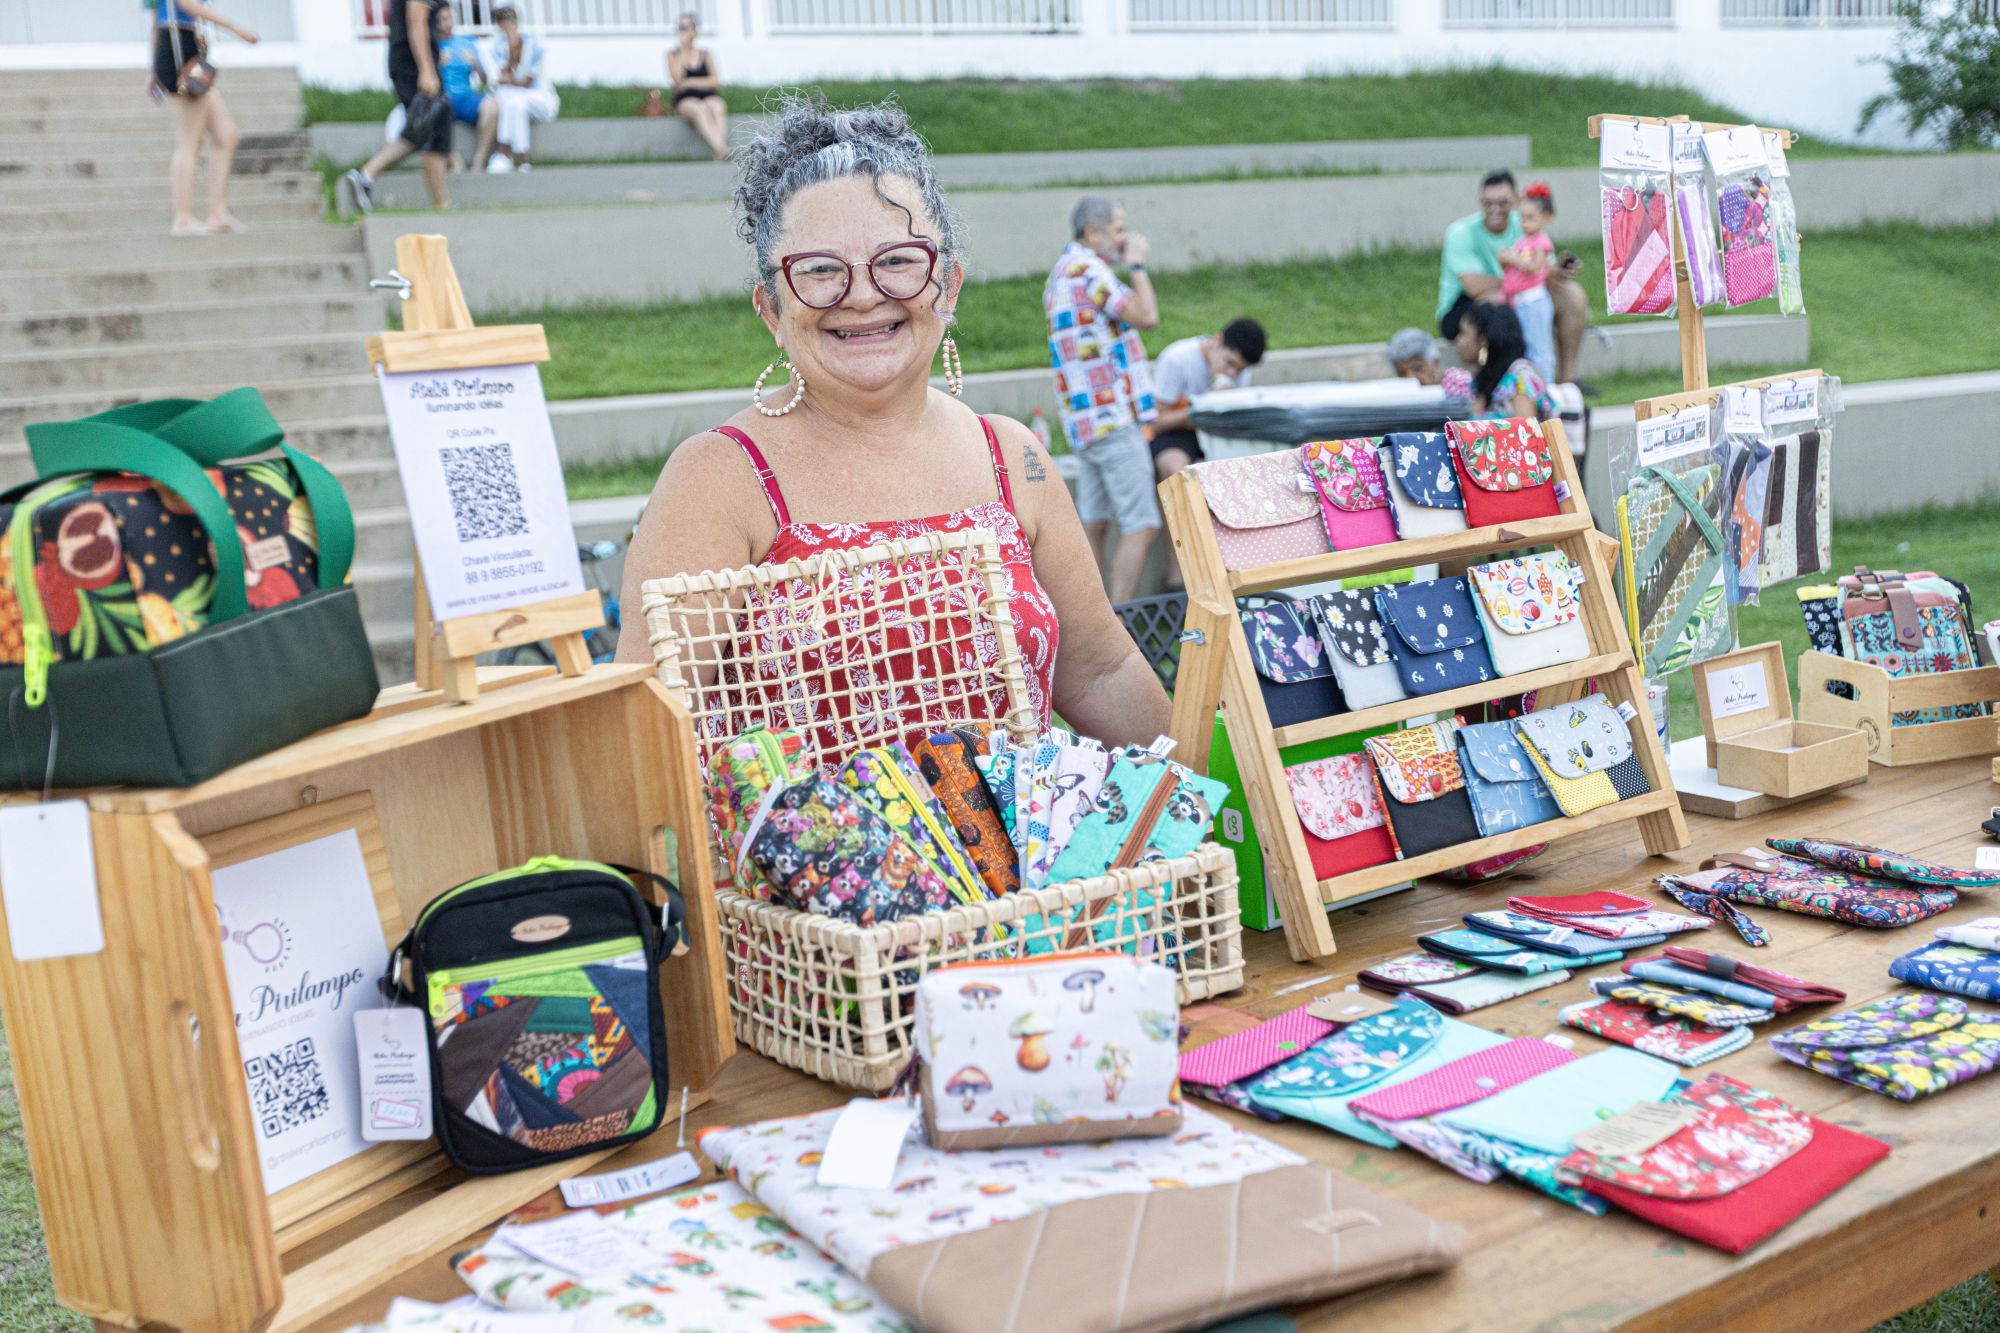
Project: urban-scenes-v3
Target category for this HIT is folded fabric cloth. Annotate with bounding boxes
[1507,889,1652,920]
[1367,966,1569,1015]
[1889,940,2000,1000]
[1936,916,2000,952]
[1772,993,2000,1101]
[1560,997,1755,1067]
[1764,837,2000,889]
[702,1104,1465,1333]
[1356,950,1486,993]
[1654,947,1844,1011]
[1553,908,1711,942]
[1418,927,1617,974]
[1560,1073,1891,1253]
[1587,977,1775,1028]
[1435,1047,1680,1157]
[1463,909,1666,958]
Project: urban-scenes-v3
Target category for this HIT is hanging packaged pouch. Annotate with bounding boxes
[1363,720,1481,859]
[1619,463,1729,677]
[1186,447,1328,570]
[1456,718,1562,838]
[1301,437,1398,552]
[1512,693,1651,817]
[1239,595,1346,727]
[1756,429,1831,587]
[1,389,378,788]
[1598,117,1676,317]
[1761,129,1804,316]
[1773,993,2000,1103]
[1375,576,1495,697]
[389,857,683,1174]
[1466,551,1589,677]
[1704,125,1776,307]
[1446,417,1559,528]
[1313,586,1407,712]
[1377,432,1467,540]
[1285,751,1399,881]
[1672,121,1725,310]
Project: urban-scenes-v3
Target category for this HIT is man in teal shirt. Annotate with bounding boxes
[1437,170,1588,382]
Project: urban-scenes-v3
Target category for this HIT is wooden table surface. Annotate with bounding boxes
[307,756,2000,1333]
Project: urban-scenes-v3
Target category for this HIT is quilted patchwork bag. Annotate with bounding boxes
[1772,994,2000,1102]
[1300,438,1398,551]
[392,857,684,1174]
[1377,431,1467,539]
[1512,694,1652,818]
[1363,720,1480,859]
[1666,849,1958,929]
[1755,430,1831,586]
[1240,596,1345,727]
[1445,417,1559,528]
[1375,576,1495,697]
[1466,551,1590,678]
[1456,718,1562,838]
[1186,447,1329,570]
[1285,751,1399,880]
[1313,586,1407,711]
[1618,463,1729,678]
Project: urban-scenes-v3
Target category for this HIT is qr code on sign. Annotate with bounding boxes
[440,442,530,543]
[245,1037,330,1138]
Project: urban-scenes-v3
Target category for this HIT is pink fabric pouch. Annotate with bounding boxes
[1179,1006,1336,1089]
[1302,438,1399,552]
[1187,448,1330,570]
[1350,1037,1576,1125]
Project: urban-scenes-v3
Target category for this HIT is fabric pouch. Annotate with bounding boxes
[395,857,682,1174]
[1456,718,1562,838]
[1462,908,1659,958]
[1562,1073,1890,1254]
[1512,693,1651,817]
[1350,1038,1576,1181]
[1560,998,1754,1067]
[1889,941,2000,1001]
[1668,849,1958,928]
[1314,586,1408,711]
[1044,751,1227,885]
[1549,908,1709,943]
[706,727,814,895]
[837,743,990,907]
[1377,431,1467,539]
[1178,1004,1336,1121]
[747,777,955,925]
[1375,577,1495,697]
[1446,417,1559,528]
[1708,128,1777,307]
[1435,1046,1680,1156]
[1375,967,1566,1015]
[1364,721,1481,860]
[1587,978,1773,1028]
[1656,946,1845,1011]
[909,729,1020,898]
[1623,958,1776,1008]
[1763,837,2000,889]
[1029,736,1113,889]
[1757,431,1831,586]
[914,955,1180,1148]
[1466,551,1589,678]
[1417,927,1609,974]
[1188,447,1330,570]
[1773,994,2000,1101]
[1357,950,1485,994]
[1508,888,1652,921]
[1241,596,1346,728]
[1285,752,1399,881]
[1799,584,1843,654]
[1839,570,1984,726]
[1301,438,1399,551]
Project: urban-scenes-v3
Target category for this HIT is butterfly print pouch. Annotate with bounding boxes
[1378,432,1467,540]
[1512,694,1651,818]
[1466,551,1589,678]
[1560,998,1754,1068]
[1364,720,1480,860]
[1669,849,1957,928]
[1456,718,1562,838]
[1446,417,1559,528]
[1189,447,1330,570]
[1285,752,1399,881]
[1375,577,1495,697]
[1764,837,2000,889]
[1044,750,1226,884]
[1301,438,1398,552]
[1314,587,1408,711]
[910,729,1019,898]
[1774,994,2000,1102]
[1242,597,1346,728]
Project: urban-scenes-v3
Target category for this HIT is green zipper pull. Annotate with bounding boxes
[22,625,51,708]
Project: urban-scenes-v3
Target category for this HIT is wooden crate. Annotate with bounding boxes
[0,665,734,1333]
[1797,651,2000,768]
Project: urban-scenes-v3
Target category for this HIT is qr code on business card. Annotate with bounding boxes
[245,1037,330,1137]
[440,442,530,543]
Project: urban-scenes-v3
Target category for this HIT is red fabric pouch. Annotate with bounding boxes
[1446,417,1560,528]
[1284,752,1400,881]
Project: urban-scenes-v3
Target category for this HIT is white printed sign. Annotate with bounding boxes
[213,830,388,1193]
[1635,402,1712,468]
[1721,385,1764,436]
[1703,125,1770,176]
[1671,122,1707,175]
[1600,119,1673,173]
[1707,660,1772,721]
[1760,130,1792,178]
[378,363,585,622]
[1763,378,1819,427]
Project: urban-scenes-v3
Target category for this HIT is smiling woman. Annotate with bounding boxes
[614,95,1171,750]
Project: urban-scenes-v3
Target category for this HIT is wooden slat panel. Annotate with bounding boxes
[1273,651,1633,748]
[1228,513,1594,594]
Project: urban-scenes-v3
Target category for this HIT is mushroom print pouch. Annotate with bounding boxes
[913,955,1182,1149]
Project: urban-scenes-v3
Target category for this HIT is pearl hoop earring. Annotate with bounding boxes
[940,334,964,398]
[753,350,805,417]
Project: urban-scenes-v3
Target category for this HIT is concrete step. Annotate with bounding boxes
[0,102,304,136]
[6,222,360,270]
[326,456,409,510]
[2,169,326,209]
[309,114,759,168]
[0,195,325,234]
[0,297,383,354]
[0,253,374,317]
[0,67,301,95]
[0,127,308,158]
[0,374,384,443]
[0,332,368,396]
[0,135,308,179]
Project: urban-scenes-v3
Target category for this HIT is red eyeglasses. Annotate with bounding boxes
[778,239,938,309]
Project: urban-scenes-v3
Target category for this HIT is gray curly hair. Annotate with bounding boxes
[733,94,963,308]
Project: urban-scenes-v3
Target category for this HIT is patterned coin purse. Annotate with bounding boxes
[1285,752,1399,880]
[1363,721,1481,860]
[1772,993,2000,1102]
[1667,849,1958,929]
[1446,417,1559,528]
[1889,941,2000,1001]
[1374,577,1495,697]
[746,778,956,926]
[1512,694,1651,817]
[706,728,814,895]
[1377,432,1467,539]
[1302,438,1399,551]
[836,743,990,907]
[1466,551,1590,678]
[1456,718,1562,839]
[1315,587,1409,711]
[909,729,1020,899]
[1241,596,1346,727]
[1188,447,1330,570]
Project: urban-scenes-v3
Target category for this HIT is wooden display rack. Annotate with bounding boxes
[1163,418,1688,963]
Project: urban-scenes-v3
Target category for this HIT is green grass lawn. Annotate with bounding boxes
[304,67,1876,166]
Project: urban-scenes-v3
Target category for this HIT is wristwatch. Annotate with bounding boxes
[1128,263,1148,273]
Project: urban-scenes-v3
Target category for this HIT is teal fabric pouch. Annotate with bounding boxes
[1044,749,1227,882]
[1435,1046,1681,1154]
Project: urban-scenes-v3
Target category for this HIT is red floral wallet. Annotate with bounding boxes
[1446,417,1560,528]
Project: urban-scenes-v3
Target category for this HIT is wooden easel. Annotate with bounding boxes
[1163,419,1689,963]
[367,234,603,704]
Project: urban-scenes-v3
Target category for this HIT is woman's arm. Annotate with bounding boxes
[987,415,1172,748]
[170,0,257,40]
[688,51,722,90]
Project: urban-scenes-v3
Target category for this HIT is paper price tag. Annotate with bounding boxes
[1721,385,1764,436]
[1307,991,1399,1024]
[816,1097,917,1191]
[1545,926,1576,945]
[1763,379,1819,427]
[1572,1099,1698,1158]
[1760,130,1792,178]
[1670,121,1706,175]
[1634,402,1711,468]
[356,1007,433,1141]
[1976,847,2000,872]
[0,801,105,962]
[560,1152,702,1208]
[1600,118,1672,173]
[497,1211,662,1278]
[1702,125,1770,176]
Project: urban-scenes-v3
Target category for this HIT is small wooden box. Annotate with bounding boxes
[1694,642,1869,797]
[1798,651,2000,768]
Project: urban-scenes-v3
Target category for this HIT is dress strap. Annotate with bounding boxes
[711,424,792,528]
[978,416,1016,514]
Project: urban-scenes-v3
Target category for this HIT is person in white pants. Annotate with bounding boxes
[481,5,558,170]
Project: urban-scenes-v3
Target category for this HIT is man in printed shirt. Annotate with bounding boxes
[1045,196,1163,602]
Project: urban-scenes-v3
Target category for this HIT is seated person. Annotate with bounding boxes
[1387,326,1471,400]
[1147,317,1265,482]
[481,4,559,170]
[1438,169,1588,382]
